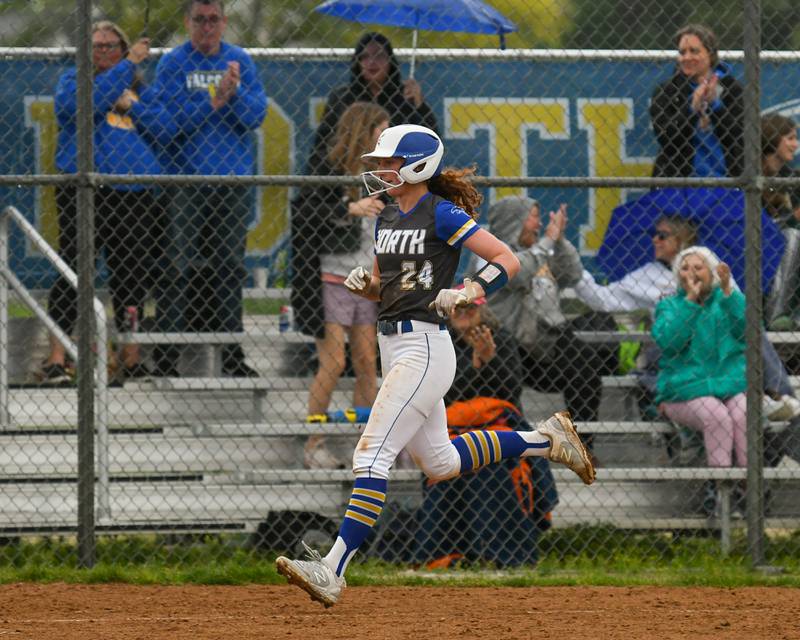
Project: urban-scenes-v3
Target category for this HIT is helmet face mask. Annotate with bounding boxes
[361,125,444,190]
[361,169,403,196]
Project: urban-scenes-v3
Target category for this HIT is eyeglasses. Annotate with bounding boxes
[190,15,223,26]
[653,230,674,240]
[92,42,121,51]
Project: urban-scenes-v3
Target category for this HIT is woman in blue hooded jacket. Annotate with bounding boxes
[40,21,167,383]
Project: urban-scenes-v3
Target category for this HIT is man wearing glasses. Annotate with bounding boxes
[133,0,267,377]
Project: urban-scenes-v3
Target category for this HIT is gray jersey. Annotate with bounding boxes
[375,193,478,323]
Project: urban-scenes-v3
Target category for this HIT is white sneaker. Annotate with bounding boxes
[276,542,346,608]
[763,395,800,421]
[537,411,596,485]
[780,395,800,419]
[304,440,345,469]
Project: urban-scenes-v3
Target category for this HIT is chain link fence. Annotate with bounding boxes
[0,0,798,570]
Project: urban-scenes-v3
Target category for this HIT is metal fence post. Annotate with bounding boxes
[75,0,96,569]
[743,0,765,566]
[0,210,8,429]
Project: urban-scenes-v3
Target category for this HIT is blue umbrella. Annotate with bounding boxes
[596,187,786,293]
[315,0,518,77]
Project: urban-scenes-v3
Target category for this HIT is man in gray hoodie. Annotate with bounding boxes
[477,196,617,448]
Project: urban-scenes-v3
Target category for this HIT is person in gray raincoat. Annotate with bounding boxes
[477,196,618,451]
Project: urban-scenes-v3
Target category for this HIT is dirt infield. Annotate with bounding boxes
[0,583,797,639]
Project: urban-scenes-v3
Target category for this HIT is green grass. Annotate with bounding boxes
[0,527,798,587]
[8,297,284,319]
[243,298,285,315]
[8,301,35,319]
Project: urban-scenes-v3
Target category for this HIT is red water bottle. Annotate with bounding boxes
[125,306,138,333]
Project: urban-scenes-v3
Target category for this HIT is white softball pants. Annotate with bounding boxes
[352,321,461,481]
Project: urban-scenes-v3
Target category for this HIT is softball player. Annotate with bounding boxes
[277,125,595,607]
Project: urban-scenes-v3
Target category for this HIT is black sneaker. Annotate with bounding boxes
[36,363,72,385]
[222,361,260,377]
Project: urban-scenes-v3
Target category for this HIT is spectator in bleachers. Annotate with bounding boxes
[650,24,743,179]
[414,292,557,568]
[291,102,389,469]
[481,196,617,453]
[653,247,746,514]
[762,114,800,228]
[575,213,800,423]
[762,114,800,330]
[39,21,164,384]
[310,32,438,162]
[141,0,267,377]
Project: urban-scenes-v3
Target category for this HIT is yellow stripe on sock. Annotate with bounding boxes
[489,430,502,463]
[345,509,377,526]
[475,431,491,467]
[350,498,383,516]
[352,488,386,501]
[465,432,480,470]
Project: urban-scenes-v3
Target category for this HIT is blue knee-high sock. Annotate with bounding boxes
[451,430,548,473]
[325,477,387,577]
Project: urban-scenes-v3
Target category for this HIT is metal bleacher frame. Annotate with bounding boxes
[2,285,800,555]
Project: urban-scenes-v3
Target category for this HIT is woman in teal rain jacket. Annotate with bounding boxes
[653,245,747,470]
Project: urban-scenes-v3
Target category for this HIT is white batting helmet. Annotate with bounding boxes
[362,124,444,184]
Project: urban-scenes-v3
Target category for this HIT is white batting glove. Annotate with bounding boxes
[429,278,481,317]
[344,265,370,292]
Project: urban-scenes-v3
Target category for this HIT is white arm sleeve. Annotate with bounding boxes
[573,263,674,313]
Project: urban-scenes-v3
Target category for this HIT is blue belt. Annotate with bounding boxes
[377,319,447,336]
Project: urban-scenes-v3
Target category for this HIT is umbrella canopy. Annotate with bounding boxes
[314,0,518,76]
[315,0,517,34]
[596,187,786,293]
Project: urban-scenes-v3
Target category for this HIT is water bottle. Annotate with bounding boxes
[279,304,293,333]
[125,306,139,333]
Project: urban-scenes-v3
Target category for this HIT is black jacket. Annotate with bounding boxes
[445,327,523,408]
[650,66,744,178]
[764,164,800,230]
[309,34,438,160]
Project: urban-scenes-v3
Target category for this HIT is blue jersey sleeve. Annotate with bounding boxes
[434,201,479,248]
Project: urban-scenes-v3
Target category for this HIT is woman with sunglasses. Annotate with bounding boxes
[575,215,800,443]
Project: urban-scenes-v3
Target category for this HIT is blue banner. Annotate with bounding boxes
[2,55,798,287]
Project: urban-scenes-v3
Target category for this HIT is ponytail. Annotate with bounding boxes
[429,165,483,219]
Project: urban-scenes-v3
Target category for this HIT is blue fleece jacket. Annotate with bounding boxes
[55,59,161,190]
[690,62,731,178]
[133,41,267,176]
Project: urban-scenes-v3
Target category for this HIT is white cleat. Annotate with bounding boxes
[538,411,596,485]
[275,541,346,608]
